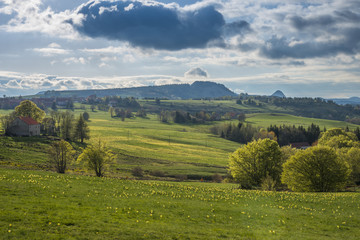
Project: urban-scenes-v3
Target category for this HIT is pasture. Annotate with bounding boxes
[0,103,358,179]
[1,168,359,239]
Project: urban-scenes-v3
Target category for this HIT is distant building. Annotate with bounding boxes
[290,142,310,149]
[8,117,41,137]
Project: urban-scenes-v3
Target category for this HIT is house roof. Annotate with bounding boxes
[19,116,39,125]
[290,142,310,148]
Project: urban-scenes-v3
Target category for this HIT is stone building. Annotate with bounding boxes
[8,117,40,136]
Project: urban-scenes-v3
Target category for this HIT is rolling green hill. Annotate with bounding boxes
[1,101,358,179]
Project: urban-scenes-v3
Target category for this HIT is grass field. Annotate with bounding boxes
[1,101,360,239]
[0,102,358,179]
[1,168,359,239]
[246,113,358,130]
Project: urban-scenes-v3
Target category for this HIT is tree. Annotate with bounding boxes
[48,140,75,173]
[14,100,45,122]
[229,139,283,189]
[109,107,114,118]
[83,111,90,121]
[51,101,57,111]
[41,117,56,136]
[77,141,115,177]
[280,145,297,163]
[73,114,90,143]
[60,111,74,140]
[0,112,16,135]
[282,146,350,192]
[338,147,360,185]
[66,99,74,110]
[318,128,360,148]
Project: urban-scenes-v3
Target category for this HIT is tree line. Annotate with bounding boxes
[212,121,360,147]
[158,110,245,124]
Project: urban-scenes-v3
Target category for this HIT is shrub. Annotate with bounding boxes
[150,170,165,177]
[175,175,188,181]
[212,173,223,183]
[282,146,350,192]
[261,175,277,191]
[83,112,90,121]
[132,166,144,177]
[77,140,115,177]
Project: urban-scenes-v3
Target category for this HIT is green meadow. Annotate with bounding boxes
[0,168,359,239]
[1,101,360,239]
[246,113,358,130]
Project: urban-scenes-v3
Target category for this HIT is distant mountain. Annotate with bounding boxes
[329,97,360,106]
[37,81,237,99]
[271,90,286,98]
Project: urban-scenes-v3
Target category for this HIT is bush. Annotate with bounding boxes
[132,166,144,177]
[77,141,115,177]
[282,146,350,192]
[175,175,188,181]
[83,112,90,121]
[261,175,277,191]
[229,139,282,189]
[150,170,165,177]
[212,173,223,183]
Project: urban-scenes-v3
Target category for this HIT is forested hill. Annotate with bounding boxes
[37,81,237,99]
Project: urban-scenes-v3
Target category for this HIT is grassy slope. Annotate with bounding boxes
[1,168,359,240]
[0,102,358,178]
[87,111,239,177]
[246,113,358,129]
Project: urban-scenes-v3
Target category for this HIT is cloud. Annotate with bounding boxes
[62,57,86,64]
[184,67,209,78]
[261,28,360,59]
[33,46,71,56]
[0,0,82,39]
[223,20,252,37]
[71,0,250,50]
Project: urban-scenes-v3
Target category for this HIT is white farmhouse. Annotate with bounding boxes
[8,117,41,137]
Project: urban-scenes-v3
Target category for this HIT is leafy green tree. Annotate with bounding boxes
[48,140,75,173]
[318,128,360,148]
[14,100,45,122]
[280,145,297,163]
[282,146,350,192]
[77,141,115,177]
[74,114,90,143]
[229,139,283,189]
[338,147,360,185]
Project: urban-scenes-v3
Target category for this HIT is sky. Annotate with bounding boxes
[0,0,359,98]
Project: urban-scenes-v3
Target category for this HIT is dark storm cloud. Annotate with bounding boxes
[290,15,336,30]
[223,20,252,37]
[260,27,360,59]
[71,1,250,50]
